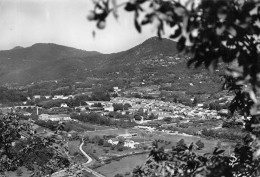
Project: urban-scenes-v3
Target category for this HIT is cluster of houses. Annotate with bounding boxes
[0,83,234,124]
[107,133,141,149]
[110,97,231,121]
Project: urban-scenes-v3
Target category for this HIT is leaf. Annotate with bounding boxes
[208,59,217,73]
[174,7,185,16]
[170,25,181,39]
[177,36,186,51]
[135,19,141,33]
[189,143,193,151]
[125,3,136,11]
[111,0,118,19]
[213,148,225,155]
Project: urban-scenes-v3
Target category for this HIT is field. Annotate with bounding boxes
[95,154,148,177]
[84,128,128,137]
[83,127,234,176]
[82,141,144,159]
[85,128,233,154]
[79,121,113,131]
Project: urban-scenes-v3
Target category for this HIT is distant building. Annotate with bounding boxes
[87,107,104,112]
[108,138,119,145]
[33,95,41,99]
[19,111,32,116]
[113,87,121,93]
[53,95,68,100]
[38,114,71,121]
[60,103,68,108]
[117,133,132,139]
[44,95,52,99]
[104,105,114,112]
[124,140,140,149]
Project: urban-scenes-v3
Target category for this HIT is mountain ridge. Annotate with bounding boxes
[0,37,201,85]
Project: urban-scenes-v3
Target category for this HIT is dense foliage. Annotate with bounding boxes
[71,112,137,128]
[0,87,27,103]
[0,114,70,176]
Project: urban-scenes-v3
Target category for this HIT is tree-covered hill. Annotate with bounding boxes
[0,37,224,96]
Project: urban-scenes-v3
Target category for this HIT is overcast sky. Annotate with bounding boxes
[0,0,155,53]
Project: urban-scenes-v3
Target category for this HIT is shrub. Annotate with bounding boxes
[195,140,205,150]
[117,146,124,151]
[176,139,187,151]
[103,142,111,147]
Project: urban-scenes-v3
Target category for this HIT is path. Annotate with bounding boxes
[51,139,105,177]
[79,139,105,177]
[79,138,92,164]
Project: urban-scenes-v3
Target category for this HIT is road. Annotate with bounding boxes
[79,138,93,164]
[51,139,105,177]
[79,138,105,177]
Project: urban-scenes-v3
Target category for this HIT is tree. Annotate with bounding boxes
[192,96,198,106]
[176,139,187,151]
[0,114,22,171]
[148,113,157,120]
[123,103,132,110]
[195,140,205,150]
[0,114,70,175]
[113,103,124,111]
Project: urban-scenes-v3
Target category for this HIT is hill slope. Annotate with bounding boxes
[0,43,102,84]
[0,37,223,91]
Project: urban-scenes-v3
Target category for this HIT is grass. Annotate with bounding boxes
[146,130,234,154]
[86,127,234,154]
[5,167,32,177]
[68,140,86,163]
[82,122,115,131]
[95,154,148,177]
[82,170,96,177]
[84,128,127,137]
[82,142,140,159]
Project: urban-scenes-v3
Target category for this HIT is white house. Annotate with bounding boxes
[23,112,32,116]
[134,126,155,132]
[33,95,41,99]
[104,105,114,112]
[108,138,119,145]
[44,95,52,99]
[117,133,132,139]
[53,95,68,100]
[38,114,71,121]
[60,103,68,108]
[113,87,121,93]
[124,140,140,149]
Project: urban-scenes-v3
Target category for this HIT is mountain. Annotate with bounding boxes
[12,46,24,50]
[0,43,102,84]
[0,37,223,90]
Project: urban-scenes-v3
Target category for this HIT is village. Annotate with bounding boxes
[0,83,244,177]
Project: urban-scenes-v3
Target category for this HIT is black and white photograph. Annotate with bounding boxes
[0,0,260,177]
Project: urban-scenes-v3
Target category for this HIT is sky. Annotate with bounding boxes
[0,0,155,53]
